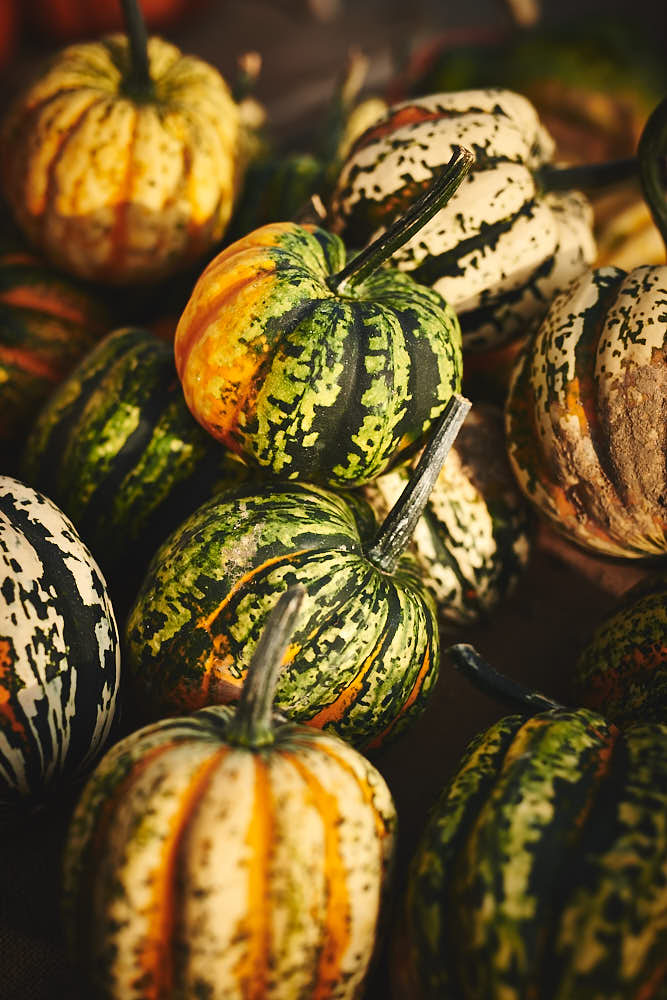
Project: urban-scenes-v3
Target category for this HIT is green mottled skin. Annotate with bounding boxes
[574,573,667,725]
[20,327,248,607]
[176,222,463,488]
[125,481,439,750]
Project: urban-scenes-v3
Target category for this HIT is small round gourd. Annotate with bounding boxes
[0,476,120,815]
[63,589,397,1000]
[0,0,243,284]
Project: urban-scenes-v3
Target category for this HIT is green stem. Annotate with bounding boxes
[120,0,154,101]
[366,394,471,573]
[536,156,639,194]
[226,586,306,749]
[328,145,474,294]
[638,96,667,253]
[447,643,564,714]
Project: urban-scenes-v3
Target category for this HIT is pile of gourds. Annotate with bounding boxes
[1,1,667,996]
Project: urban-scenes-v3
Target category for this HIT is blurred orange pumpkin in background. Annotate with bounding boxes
[25,0,210,41]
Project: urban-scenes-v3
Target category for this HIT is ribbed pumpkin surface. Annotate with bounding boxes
[0,477,119,811]
[174,221,462,487]
[328,88,596,351]
[401,708,667,999]
[125,481,439,749]
[505,264,667,558]
[62,705,396,999]
[0,247,108,446]
[1,35,241,284]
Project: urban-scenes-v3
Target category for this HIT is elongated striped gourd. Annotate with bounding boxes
[125,396,470,750]
[396,644,667,999]
[328,88,597,352]
[174,150,472,488]
[63,590,397,1000]
[20,326,248,615]
[0,477,119,814]
[362,404,532,627]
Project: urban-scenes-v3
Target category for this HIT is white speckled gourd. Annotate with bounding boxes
[0,476,120,814]
[328,88,597,351]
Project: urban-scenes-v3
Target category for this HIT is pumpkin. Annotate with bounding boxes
[0,240,109,453]
[396,642,667,1000]
[362,403,532,628]
[0,476,120,816]
[19,326,248,618]
[27,0,210,40]
[327,87,607,353]
[125,395,470,750]
[175,149,471,488]
[63,588,397,1000]
[573,572,667,726]
[0,0,243,285]
[504,97,667,559]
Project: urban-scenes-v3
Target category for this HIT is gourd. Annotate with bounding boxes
[125,395,470,750]
[20,326,248,616]
[0,0,243,285]
[175,149,471,489]
[362,403,532,627]
[327,88,641,353]
[63,588,397,1000]
[0,241,109,451]
[0,476,120,816]
[573,572,667,726]
[397,643,667,1000]
[505,97,667,559]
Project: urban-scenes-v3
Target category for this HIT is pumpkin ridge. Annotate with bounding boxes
[42,95,109,220]
[106,103,138,275]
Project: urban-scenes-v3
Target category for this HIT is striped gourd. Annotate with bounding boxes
[174,151,472,488]
[362,404,532,627]
[505,96,667,559]
[125,396,470,750]
[0,476,119,815]
[20,326,248,615]
[0,0,242,284]
[397,644,667,1000]
[0,244,108,449]
[328,88,601,352]
[63,590,397,1000]
[573,572,667,726]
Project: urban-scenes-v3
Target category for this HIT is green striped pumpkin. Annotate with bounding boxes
[362,404,532,627]
[327,88,597,352]
[174,151,472,488]
[0,476,119,815]
[63,589,397,1000]
[0,244,108,451]
[397,644,667,999]
[125,397,470,750]
[20,326,248,615]
[573,572,667,726]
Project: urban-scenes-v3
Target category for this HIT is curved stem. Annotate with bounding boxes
[366,394,471,573]
[120,0,154,100]
[226,586,306,749]
[536,156,638,194]
[638,96,667,253]
[328,145,474,293]
[447,642,564,714]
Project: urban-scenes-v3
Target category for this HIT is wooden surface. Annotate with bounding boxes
[0,2,664,998]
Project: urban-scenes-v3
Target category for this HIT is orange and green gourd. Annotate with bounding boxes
[174,148,471,489]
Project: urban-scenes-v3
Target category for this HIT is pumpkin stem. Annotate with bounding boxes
[120,0,154,101]
[226,586,306,749]
[366,394,471,573]
[447,642,564,714]
[536,156,638,194]
[327,145,474,293]
[638,96,667,254]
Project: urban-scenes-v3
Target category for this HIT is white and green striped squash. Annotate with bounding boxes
[63,590,397,1000]
[328,88,597,352]
[362,404,532,627]
[0,476,119,815]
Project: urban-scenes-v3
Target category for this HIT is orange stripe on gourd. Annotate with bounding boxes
[0,638,25,739]
[306,635,386,729]
[0,344,61,381]
[365,644,432,751]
